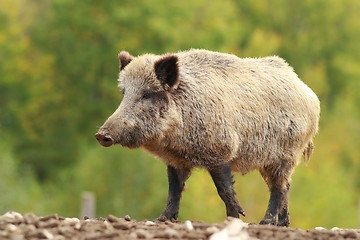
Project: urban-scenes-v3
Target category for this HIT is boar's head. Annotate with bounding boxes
[95,51,181,148]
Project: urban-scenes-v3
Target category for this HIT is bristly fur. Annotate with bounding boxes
[97,49,320,226]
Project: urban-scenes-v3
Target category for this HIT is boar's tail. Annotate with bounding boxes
[302,140,314,164]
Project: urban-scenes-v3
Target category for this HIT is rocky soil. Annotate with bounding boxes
[1,211,359,240]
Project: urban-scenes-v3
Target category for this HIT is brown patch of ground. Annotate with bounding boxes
[1,212,359,240]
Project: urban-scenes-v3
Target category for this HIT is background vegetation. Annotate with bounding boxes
[1,0,359,229]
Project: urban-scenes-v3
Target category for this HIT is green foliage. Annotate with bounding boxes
[0,138,45,214]
[0,0,359,229]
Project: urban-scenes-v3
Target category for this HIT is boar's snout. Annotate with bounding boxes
[95,130,114,147]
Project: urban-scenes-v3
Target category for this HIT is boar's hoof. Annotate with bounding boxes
[95,132,114,147]
[157,215,168,222]
[259,215,278,226]
[157,213,178,222]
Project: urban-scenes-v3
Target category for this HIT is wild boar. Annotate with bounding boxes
[95,49,320,226]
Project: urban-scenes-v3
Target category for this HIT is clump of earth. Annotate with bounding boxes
[0,211,359,240]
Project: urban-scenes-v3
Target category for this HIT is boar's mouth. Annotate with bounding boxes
[115,131,144,149]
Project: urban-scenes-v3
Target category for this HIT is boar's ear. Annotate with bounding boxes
[154,55,179,90]
[118,51,134,71]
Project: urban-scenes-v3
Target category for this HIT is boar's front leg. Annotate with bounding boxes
[158,165,191,221]
[208,162,245,218]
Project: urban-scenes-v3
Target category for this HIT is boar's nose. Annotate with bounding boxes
[95,131,114,147]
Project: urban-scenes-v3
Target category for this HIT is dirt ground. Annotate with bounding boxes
[1,212,359,240]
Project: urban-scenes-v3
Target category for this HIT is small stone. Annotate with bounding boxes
[184,220,194,231]
[163,228,180,238]
[64,218,80,225]
[314,227,327,231]
[24,213,38,224]
[206,226,220,234]
[226,218,248,235]
[24,224,36,232]
[341,230,358,238]
[38,221,59,228]
[331,227,340,231]
[6,224,18,232]
[113,223,130,230]
[26,230,53,239]
[40,214,59,222]
[107,215,120,223]
[3,211,23,221]
[210,219,253,240]
[42,229,54,239]
[57,226,71,236]
[210,230,228,240]
[124,215,131,221]
[103,220,113,230]
[145,220,155,226]
[74,222,81,230]
[135,229,151,239]
[154,228,180,238]
[63,217,81,230]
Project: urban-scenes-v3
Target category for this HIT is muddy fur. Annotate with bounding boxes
[96,49,320,226]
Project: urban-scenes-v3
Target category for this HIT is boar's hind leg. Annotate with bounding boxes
[158,165,191,221]
[277,183,290,227]
[259,162,293,226]
[209,162,245,218]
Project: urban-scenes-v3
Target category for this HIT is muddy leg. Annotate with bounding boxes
[208,162,245,218]
[259,187,282,225]
[259,163,293,226]
[158,165,191,221]
[277,183,290,227]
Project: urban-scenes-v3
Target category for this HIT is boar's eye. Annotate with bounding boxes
[141,91,152,100]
